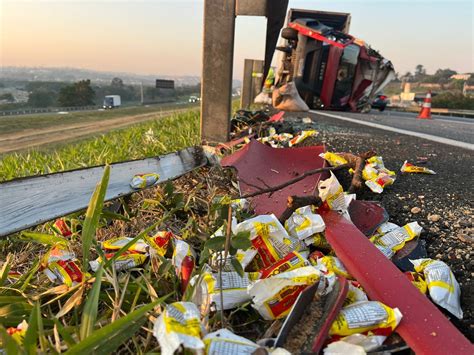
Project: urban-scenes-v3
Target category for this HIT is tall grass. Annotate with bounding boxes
[0,110,200,181]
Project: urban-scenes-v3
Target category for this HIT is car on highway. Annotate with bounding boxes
[371,94,388,111]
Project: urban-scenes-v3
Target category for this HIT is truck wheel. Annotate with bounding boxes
[281,27,298,41]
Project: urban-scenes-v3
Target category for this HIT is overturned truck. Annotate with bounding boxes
[275,9,395,112]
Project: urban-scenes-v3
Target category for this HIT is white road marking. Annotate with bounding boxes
[310,110,474,151]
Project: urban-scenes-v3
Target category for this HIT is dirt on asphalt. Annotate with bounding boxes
[279,111,473,341]
[0,108,188,154]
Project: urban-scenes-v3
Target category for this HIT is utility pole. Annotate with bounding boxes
[140,82,144,105]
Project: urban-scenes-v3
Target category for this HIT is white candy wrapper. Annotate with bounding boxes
[192,269,259,311]
[411,258,463,319]
[248,266,320,320]
[153,302,205,355]
[370,222,422,259]
[172,239,196,273]
[318,172,351,220]
[204,329,259,354]
[130,173,160,189]
[233,214,303,269]
[284,206,325,240]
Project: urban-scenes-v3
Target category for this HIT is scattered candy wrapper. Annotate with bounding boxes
[302,232,331,249]
[284,206,325,240]
[405,271,427,294]
[248,266,320,320]
[411,258,463,319]
[318,172,351,220]
[50,218,73,237]
[329,301,402,348]
[191,268,259,311]
[153,302,205,355]
[42,244,84,287]
[89,250,148,272]
[259,251,309,279]
[6,320,28,345]
[324,333,385,354]
[319,152,348,167]
[362,156,396,194]
[344,282,368,306]
[312,254,353,280]
[289,130,318,147]
[401,161,436,175]
[172,239,196,292]
[102,236,149,254]
[233,214,303,269]
[204,328,260,354]
[370,222,422,259]
[130,173,160,189]
[144,231,174,256]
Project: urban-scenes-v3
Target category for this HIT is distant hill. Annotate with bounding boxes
[0,66,205,87]
[0,66,242,89]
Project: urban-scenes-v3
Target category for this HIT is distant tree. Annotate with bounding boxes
[0,93,15,103]
[401,71,413,82]
[58,80,95,107]
[431,68,457,83]
[414,64,426,77]
[27,90,55,107]
[111,77,124,88]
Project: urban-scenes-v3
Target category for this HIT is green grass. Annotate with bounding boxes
[0,110,200,181]
[0,102,196,135]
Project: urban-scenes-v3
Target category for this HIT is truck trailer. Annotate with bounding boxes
[103,95,121,109]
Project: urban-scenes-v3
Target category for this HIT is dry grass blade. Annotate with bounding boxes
[56,285,85,318]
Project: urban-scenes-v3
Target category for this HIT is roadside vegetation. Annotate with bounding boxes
[0,102,195,135]
[0,110,200,181]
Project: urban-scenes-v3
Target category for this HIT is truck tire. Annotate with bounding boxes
[281,27,298,41]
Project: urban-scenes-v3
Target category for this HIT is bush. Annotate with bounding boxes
[431,92,474,110]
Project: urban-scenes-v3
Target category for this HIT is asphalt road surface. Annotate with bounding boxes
[310,110,474,150]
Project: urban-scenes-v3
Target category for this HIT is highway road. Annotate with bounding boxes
[310,110,474,150]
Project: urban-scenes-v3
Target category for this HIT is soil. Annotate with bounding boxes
[281,113,474,341]
[0,108,188,154]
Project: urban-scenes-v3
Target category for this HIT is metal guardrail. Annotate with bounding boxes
[0,105,100,116]
[387,106,474,119]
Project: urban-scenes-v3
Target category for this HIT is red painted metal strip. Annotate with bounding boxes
[322,210,473,354]
[288,22,348,49]
[320,46,343,108]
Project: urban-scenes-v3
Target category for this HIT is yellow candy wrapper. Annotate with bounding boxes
[6,320,28,345]
[319,152,348,167]
[329,301,402,337]
[191,268,259,311]
[401,161,436,175]
[362,156,396,194]
[289,130,319,146]
[89,251,148,272]
[303,232,331,249]
[153,302,205,355]
[42,244,85,287]
[315,255,353,280]
[248,266,320,320]
[130,173,160,189]
[144,231,174,256]
[411,258,462,319]
[284,206,325,240]
[405,271,427,294]
[370,222,422,259]
[204,329,259,354]
[233,214,303,269]
[343,282,368,307]
[259,251,309,278]
[102,236,149,253]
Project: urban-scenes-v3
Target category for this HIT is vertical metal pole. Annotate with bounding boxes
[240,59,254,109]
[251,60,264,102]
[200,0,236,143]
[140,82,144,104]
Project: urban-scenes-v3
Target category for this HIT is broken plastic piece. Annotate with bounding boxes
[130,173,160,189]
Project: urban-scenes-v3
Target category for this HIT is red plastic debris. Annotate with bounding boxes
[221,140,327,218]
[322,210,473,355]
[348,200,389,236]
[267,111,285,122]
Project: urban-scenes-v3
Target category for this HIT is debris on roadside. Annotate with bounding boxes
[401,161,436,175]
[130,173,161,189]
